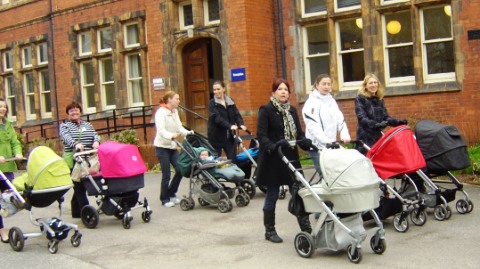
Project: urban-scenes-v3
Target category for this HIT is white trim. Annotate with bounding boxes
[334,0,360,13]
[204,0,220,25]
[97,28,112,53]
[179,1,194,30]
[301,0,327,18]
[78,32,92,56]
[380,0,408,5]
[126,53,144,107]
[99,58,116,110]
[22,46,32,68]
[336,19,364,91]
[124,22,140,48]
[39,69,52,118]
[23,72,36,120]
[37,43,48,65]
[80,61,96,114]
[2,50,13,71]
[4,75,16,122]
[302,24,330,91]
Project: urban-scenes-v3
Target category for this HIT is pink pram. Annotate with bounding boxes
[76,141,152,229]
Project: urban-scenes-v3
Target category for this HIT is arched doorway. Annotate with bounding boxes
[182,38,223,136]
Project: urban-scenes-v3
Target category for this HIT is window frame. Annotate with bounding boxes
[124,22,140,48]
[80,61,96,114]
[302,24,331,91]
[420,5,455,83]
[22,46,32,68]
[380,0,409,5]
[97,27,113,53]
[382,12,415,86]
[78,31,92,56]
[334,0,361,13]
[179,1,194,30]
[38,69,52,118]
[125,53,144,107]
[301,0,327,18]
[99,58,116,110]
[23,72,36,120]
[4,75,16,121]
[3,50,13,72]
[37,42,49,65]
[204,0,220,25]
[336,18,364,91]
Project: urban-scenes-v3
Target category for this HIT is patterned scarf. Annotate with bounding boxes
[270,96,297,141]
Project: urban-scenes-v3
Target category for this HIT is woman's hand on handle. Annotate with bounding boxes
[92,141,100,149]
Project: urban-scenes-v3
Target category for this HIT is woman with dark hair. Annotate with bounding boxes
[60,101,101,218]
[355,74,406,154]
[256,78,312,243]
[0,98,23,243]
[154,91,193,207]
[207,80,246,160]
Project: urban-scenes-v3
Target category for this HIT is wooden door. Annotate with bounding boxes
[183,39,210,135]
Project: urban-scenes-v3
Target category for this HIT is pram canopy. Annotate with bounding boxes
[97,141,147,178]
[235,148,259,164]
[414,120,470,173]
[13,146,72,191]
[367,125,426,180]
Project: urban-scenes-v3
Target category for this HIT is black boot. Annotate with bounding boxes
[297,214,312,234]
[264,209,283,243]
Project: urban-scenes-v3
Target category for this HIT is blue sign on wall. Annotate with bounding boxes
[231,68,246,82]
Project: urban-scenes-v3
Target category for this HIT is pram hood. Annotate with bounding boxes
[97,141,147,178]
[367,125,426,180]
[320,148,381,193]
[414,120,470,172]
[13,146,72,191]
[236,148,259,164]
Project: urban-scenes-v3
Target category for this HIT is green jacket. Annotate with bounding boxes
[0,119,22,173]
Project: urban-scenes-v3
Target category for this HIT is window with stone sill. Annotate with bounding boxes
[383,11,414,86]
[381,0,408,5]
[335,0,360,12]
[22,46,32,68]
[24,72,36,120]
[204,0,220,25]
[2,50,13,71]
[78,32,92,56]
[179,1,194,29]
[98,28,113,52]
[337,18,364,90]
[124,23,140,48]
[37,43,48,65]
[303,24,330,89]
[99,58,115,110]
[421,5,455,83]
[39,69,52,118]
[80,61,96,113]
[302,0,326,18]
[126,53,144,107]
[4,75,16,121]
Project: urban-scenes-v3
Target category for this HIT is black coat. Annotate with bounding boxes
[207,97,244,148]
[354,94,402,153]
[255,101,306,187]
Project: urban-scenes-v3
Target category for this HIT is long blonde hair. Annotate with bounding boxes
[358,73,384,99]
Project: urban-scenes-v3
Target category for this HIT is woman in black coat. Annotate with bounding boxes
[355,74,407,155]
[207,80,246,160]
[256,78,312,243]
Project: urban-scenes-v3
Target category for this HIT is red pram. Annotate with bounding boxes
[78,141,152,229]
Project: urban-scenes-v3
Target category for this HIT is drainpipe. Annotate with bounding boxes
[48,0,60,123]
[276,0,287,79]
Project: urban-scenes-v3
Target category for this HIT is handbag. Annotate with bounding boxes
[71,154,100,182]
[62,151,74,169]
[288,182,307,216]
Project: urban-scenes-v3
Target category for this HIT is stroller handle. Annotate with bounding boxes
[3,156,27,162]
[73,148,98,158]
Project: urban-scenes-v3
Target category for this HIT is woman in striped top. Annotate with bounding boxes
[60,101,100,218]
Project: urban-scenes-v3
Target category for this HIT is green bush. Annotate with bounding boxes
[464,144,480,175]
[111,129,140,146]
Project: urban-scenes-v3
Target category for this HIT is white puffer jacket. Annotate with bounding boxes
[302,89,350,150]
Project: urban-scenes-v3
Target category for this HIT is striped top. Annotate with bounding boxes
[60,120,101,152]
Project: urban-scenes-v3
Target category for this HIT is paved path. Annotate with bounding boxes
[1,171,479,269]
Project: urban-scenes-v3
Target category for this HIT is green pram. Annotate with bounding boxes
[177,133,250,213]
[1,146,82,254]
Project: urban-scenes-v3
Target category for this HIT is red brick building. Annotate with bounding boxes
[0,0,478,144]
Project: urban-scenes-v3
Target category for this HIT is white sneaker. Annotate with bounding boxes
[163,201,175,207]
[170,197,181,205]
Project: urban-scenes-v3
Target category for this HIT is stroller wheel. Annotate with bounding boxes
[347,245,362,264]
[8,227,25,252]
[180,198,191,211]
[467,200,474,213]
[71,231,82,247]
[294,232,314,258]
[410,209,427,226]
[217,199,230,213]
[141,211,151,223]
[393,213,409,233]
[434,205,448,221]
[47,239,59,254]
[81,205,100,229]
[370,235,386,254]
[235,193,250,207]
[122,217,131,229]
[456,199,469,214]
[240,179,256,199]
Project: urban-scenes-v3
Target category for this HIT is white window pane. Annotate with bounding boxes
[40,71,50,91]
[100,29,112,50]
[337,0,360,9]
[83,62,94,84]
[86,85,95,108]
[128,54,142,78]
[183,4,193,27]
[130,80,144,103]
[6,76,14,96]
[385,12,412,45]
[207,0,220,21]
[38,43,48,63]
[426,42,454,74]
[126,24,139,46]
[307,25,329,54]
[4,51,13,70]
[25,73,34,93]
[341,51,364,82]
[43,92,52,113]
[308,56,330,84]
[23,47,32,66]
[339,20,363,50]
[81,33,92,54]
[304,0,326,14]
[105,83,115,106]
[28,95,35,114]
[423,7,452,40]
[102,59,113,81]
[388,46,414,77]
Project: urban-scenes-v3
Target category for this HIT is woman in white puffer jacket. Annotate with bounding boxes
[302,74,351,174]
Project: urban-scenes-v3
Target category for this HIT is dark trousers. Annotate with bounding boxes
[214,138,235,161]
[0,172,14,229]
[156,147,183,204]
[71,181,89,218]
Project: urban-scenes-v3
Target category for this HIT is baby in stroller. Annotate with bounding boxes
[1,146,82,254]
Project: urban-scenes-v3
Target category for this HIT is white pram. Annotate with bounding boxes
[281,146,386,263]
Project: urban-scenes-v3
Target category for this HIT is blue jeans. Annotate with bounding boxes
[308,150,322,177]
[263,185,280,211]
[156,147,183,204]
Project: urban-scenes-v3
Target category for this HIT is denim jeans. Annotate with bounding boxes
[308,150,322,177]
[156,147,183,204]
[263,185,280,211]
